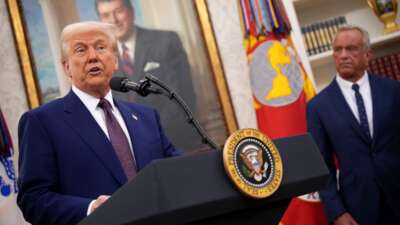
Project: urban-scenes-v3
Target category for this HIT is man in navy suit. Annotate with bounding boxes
[17,21,181,225]
[307,25,400,225]
[95,0,199,151]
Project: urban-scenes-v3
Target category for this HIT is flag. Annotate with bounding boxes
[237,0,327,224]
[0,108,26,225]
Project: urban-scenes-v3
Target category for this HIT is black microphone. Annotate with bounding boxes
[110,77,162,96]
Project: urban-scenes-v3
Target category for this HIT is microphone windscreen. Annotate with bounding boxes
[110,77,128,92]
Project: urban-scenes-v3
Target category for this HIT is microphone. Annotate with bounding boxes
[111,74,220,151]
[110,77,162,96]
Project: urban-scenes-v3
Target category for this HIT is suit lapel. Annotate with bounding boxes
[114,101,151,170]
[369,75,383,148]
[133,27,149,79]
[62,91,127,185]
[328,80,372,145]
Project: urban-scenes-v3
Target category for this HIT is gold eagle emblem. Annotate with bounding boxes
[240,144,269,182]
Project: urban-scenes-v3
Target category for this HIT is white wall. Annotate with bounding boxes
[206,0,257,129]
[0,0,30,223]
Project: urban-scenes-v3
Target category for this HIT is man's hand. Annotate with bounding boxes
[89,195,110,214]
[334,212,359,225]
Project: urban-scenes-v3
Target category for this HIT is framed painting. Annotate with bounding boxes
[6,0,237,151]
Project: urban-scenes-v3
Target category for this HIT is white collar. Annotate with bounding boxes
[336,71,369,89]
[71,85,115,112]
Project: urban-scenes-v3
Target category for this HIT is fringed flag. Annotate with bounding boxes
[237,1,327,225]
[0,108,25,224]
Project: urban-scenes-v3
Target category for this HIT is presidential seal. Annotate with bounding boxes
[223,129,283,199]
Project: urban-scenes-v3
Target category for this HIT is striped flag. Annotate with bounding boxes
[0,108,26,224]
[237,1,328,224]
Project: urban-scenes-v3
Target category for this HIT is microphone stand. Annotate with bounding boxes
[142,74,221,151]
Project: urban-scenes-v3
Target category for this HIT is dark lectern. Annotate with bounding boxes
[79,134,328,225]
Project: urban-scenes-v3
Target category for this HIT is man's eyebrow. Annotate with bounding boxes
[95,39,108,45]
[115,6,124,11]
[72,42,85,48]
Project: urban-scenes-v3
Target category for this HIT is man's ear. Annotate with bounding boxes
[62,60,72,77]
[366,49,372,60]
[364,49,372,66]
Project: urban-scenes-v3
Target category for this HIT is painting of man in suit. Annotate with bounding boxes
[307,25,400,225]
[95,0,200,151]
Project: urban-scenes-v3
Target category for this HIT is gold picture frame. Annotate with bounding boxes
[6,0,40,108]
[194,0,238,134]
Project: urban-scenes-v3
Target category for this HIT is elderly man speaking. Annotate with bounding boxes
[17,21,181,225]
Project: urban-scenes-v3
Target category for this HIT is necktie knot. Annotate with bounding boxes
[98,98,112,111]
[120,43,134,77]
[352,83,360,92]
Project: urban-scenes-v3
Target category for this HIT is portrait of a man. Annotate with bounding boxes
[95,0,198,151]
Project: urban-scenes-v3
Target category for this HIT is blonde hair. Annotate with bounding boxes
[60,21,118,61]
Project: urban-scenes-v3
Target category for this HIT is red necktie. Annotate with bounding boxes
[121,44,134,77]
[98,98,137,180]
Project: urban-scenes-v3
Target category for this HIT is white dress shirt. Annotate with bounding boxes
[336,72,374,137]
[72,85,134,151]
[71,86,135,215]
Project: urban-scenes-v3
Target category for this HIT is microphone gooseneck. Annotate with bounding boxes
[109,75,221,151]
[144,74,221,151]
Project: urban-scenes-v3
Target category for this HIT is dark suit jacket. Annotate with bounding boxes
[113,26,200,151]
[17,91,182,225]
[307,75,400,225]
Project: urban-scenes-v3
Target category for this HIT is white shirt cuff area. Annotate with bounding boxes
[87,200,96,216]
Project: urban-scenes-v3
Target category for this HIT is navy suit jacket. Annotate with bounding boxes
[17,91,182,225]
[307,75,400,225]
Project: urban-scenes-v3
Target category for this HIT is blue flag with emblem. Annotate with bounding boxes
[0,108,26,224]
